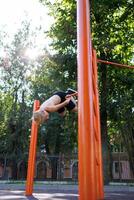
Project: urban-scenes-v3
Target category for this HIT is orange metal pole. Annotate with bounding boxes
[25,100,40,196]
[92,63,100,200]
[92,66,100,200]
[77,0,96,200]
[93,50,104,199]
[97,59,134,69]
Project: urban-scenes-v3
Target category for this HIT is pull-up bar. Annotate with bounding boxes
[97,59,134,69]
[68,92,78,97]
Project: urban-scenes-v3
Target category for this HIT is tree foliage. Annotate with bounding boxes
[0,21,40,161]
[41,0,134,182]
[0,0,133,181]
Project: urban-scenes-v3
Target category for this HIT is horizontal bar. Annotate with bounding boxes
[97,59,134,69]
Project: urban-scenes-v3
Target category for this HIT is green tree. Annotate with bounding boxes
[41,0,134,183]
[92,0,134,182]
[0,21,44,179]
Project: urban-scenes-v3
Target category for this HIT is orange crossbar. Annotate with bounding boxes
[25,100,40,196]
[71,92,78,97]
[77,0,96,199]
[97,59,134,69]
[67,92,78,97]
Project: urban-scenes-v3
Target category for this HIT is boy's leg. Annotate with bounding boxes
[66,96,77,112]
[59,110,66,117]
[70,96,77,104]
[70,96,77,112]
[57,107,66,117]
[71,105,77,112]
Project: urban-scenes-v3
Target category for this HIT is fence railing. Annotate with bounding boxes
[0,153,133,182]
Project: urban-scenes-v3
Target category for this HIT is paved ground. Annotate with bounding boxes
[105,191,134,200]
[0,183,134,200]
[0,190,78,200]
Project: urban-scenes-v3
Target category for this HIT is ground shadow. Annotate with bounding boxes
[26,195,39,200]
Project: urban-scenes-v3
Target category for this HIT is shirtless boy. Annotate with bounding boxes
[33,89,77,125]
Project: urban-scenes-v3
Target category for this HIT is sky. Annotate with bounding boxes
[0,0,53,58]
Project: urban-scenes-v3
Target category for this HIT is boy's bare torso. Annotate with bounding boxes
[40,95,61,111]
[33,91,77,124]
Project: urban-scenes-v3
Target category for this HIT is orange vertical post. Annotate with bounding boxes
[92,49,104,199]
[77,0,96,200]
[25,100,40,196]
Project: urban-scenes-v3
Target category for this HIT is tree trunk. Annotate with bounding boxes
[11,160,18,180]
[100,63,111,184]
[51,157,58,180]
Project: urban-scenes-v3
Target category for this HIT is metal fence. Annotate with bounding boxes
[0,153,133,182]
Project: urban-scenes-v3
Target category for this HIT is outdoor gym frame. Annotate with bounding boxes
[25,48,104,200]
[25,0,104,199]
[25,0,133,199]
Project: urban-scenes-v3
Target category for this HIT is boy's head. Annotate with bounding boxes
[33,110,49,125]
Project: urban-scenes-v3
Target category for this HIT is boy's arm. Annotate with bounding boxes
[45,98,71,112]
